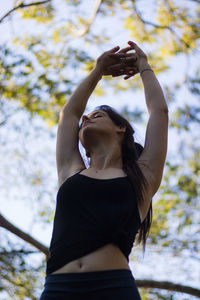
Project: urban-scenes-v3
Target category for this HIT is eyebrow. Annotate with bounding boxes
[79,111,105,130]
[87,111,105,118]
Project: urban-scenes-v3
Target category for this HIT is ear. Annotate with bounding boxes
[116,125,126,133]
[86,151,90,157]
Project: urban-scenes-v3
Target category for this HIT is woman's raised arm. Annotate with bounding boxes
[129,41,169,196]
[108,41,169,196]
[62,46,123,119]
[56,46,131,184]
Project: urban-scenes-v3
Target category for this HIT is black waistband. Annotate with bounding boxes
[46,268,134,282]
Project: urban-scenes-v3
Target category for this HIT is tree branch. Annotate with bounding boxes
[187,0,200,3]
[0,249,38,255]
[0,213,49,258]
[0,0,51,24]
[136,279,200,298]
[74,0,102,37]
[132,1,198,53]
[0,213,199,297]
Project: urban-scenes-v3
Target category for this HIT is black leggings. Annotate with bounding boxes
[39,269,142,300]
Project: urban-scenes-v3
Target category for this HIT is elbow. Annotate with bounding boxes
[163,107,169,123]
[150,106,169,115]
[162,106,169,114]
[58,109,65,123]
[160,107,169,123]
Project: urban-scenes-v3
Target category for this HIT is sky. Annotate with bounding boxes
[0,1,199,299]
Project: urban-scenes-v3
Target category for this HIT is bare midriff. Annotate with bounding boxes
[50,243,130,274]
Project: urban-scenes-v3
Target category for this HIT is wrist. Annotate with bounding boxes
[140,68,154,77]
[138,61,151,73]
[92,65,103,80]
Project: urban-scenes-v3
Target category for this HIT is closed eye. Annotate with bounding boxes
[79,113,103,130]
[93,114,101,118]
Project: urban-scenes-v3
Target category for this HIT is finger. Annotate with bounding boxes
[126,68,137,74]
[108,66,137,77]
[112,74,119,77]
[120,56,137,63]
[108,53,127,59]
[111,67,137,77]
[108,63,127,70]
[128,41,139,50]
[128,41,144,55]
[125,68,138,78]
[124,74,135,80]
[109,53,137,62]
[118,46,132,53]
[112,71,125,77]
[107,46,120,53]
[111,67,133,77]
[124,74,134,80]
[121,52,136,57]
[108,49,136,59]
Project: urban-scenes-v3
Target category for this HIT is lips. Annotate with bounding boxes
[83,121,93,127]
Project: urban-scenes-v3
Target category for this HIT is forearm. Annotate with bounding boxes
[140,62,168,114]
[62,66,102,118]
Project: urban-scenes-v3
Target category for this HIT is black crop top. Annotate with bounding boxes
[46,170,141,275]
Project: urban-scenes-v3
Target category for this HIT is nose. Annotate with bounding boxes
[82,115,90,122]
[79,115,90,130]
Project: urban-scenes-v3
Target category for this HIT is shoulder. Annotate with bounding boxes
[137,158,162,197]
[136,160,154,222]
[58,166,86,188]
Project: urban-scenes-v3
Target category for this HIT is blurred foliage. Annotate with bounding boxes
[19,1,54,23]
[0,0,200,299]
[0,232,45,300]
[150,144,200,259]
[1,0,199,127]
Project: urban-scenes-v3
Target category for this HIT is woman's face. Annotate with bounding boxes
[78,110,121,150]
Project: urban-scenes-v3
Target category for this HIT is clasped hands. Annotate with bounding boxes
[96,41,148,80]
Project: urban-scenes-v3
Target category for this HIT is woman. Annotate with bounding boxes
[40,41,168,299]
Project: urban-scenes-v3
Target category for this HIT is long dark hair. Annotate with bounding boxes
[88,105,152,253]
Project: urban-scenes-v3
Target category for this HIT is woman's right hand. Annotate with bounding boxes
[127,41,149,73]
[107,41,150,80]
[95,46,123,76]
[95,45,138,78]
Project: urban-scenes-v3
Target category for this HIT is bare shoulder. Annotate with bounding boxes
[137,159,155,222]
[56,110,87,188]
[137,156,163,197]
[58,162,86,188]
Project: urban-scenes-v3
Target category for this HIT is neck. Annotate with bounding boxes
[89,143,123,171]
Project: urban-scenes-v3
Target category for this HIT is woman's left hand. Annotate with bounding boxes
[104,48,138,79]
[107,41,149,79]
[106,44,141,79]
[95,45,138,78]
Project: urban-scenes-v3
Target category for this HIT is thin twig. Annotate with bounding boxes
[0,0,51,24]
[74,0,102,37]
[0,213,49,258]
[133,1,199,53]
[136,279,200,298]
[0,249,38,255]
